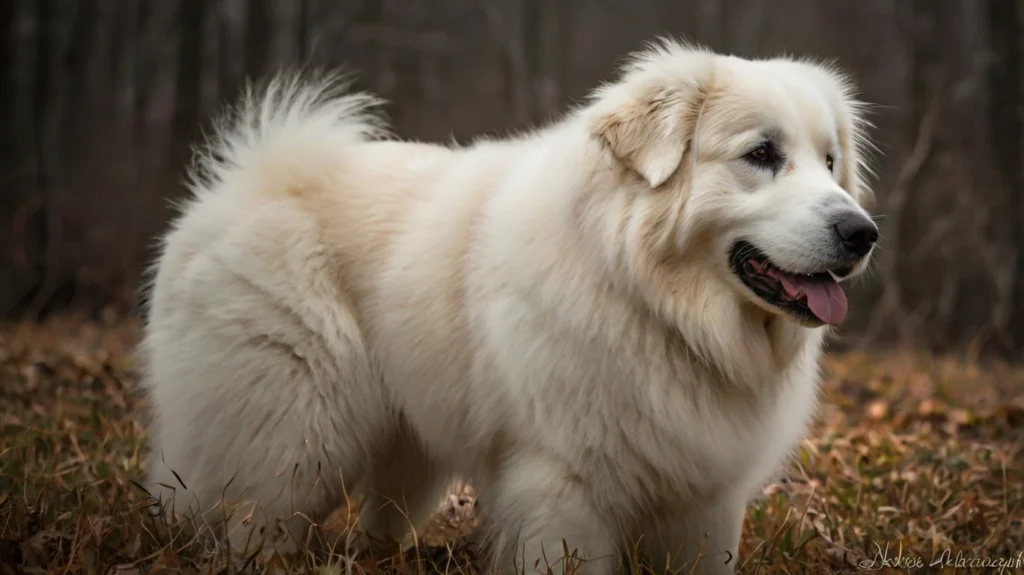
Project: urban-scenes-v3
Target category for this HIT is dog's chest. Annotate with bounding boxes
[472,275,823,509]
[631,359,817,503]
[507,333,822,510]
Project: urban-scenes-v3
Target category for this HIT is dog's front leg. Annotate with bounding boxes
[643,494,745,575]
[479,455,619,575]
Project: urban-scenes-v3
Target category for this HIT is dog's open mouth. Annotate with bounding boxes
[729,241,852,326]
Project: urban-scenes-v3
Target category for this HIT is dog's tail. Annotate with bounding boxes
[183,69,388,202]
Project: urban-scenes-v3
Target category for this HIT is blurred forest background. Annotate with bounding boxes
[1,0,1023,357]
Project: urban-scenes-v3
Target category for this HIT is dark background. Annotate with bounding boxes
[2,0,1022,356]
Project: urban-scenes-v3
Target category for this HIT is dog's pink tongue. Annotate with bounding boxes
[779,275,848,325]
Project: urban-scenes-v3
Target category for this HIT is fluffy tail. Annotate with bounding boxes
[184,69,389,200]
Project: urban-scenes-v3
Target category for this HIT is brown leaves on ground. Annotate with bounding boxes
[1,315,1023,574]
[747,351,1024,574]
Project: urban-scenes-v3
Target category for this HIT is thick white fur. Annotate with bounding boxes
[141,40,876,574]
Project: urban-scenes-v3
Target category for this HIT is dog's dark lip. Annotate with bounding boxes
[728,240,851,325]
[830,264,855,279]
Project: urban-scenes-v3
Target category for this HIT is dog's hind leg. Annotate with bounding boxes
[143,295,389,559]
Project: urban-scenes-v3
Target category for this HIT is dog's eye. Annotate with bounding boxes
[826,154,834,172]
[744,141,781,170]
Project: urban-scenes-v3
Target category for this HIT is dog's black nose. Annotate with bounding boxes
[834,213,878,257]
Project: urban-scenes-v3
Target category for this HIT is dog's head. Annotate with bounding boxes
[588,40,877,329]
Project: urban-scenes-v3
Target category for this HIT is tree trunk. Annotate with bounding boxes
[988,0,1024,350]
[171,0,206,179]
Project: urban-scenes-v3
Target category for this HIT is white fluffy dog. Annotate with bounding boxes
[141,39,877,574]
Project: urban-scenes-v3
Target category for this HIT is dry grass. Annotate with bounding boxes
[1,315,1023,574]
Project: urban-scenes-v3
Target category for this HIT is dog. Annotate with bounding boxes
[140,39,877,574]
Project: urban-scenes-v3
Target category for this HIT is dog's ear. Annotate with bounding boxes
[590,83,706,188]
